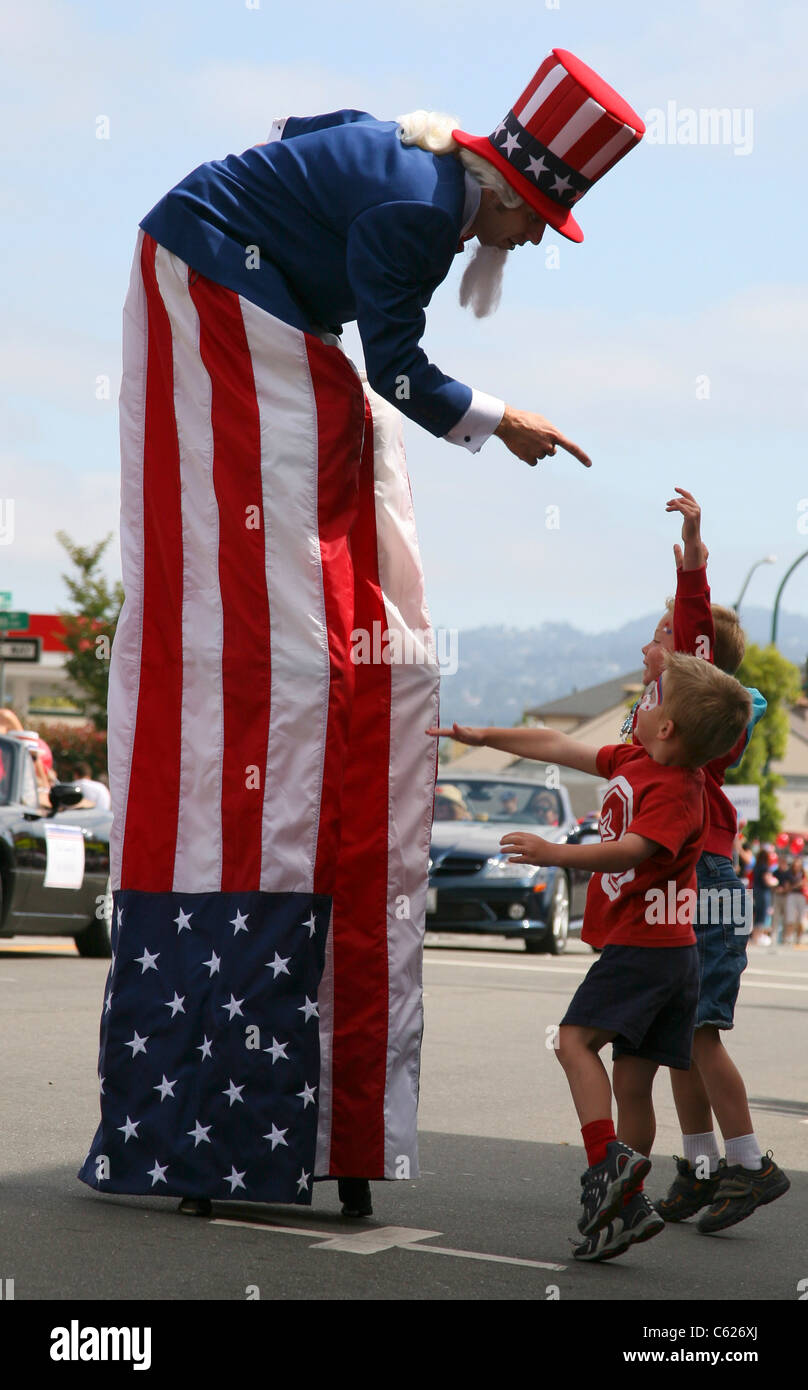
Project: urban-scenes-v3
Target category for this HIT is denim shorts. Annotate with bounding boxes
[693,852,750,1029]
[560,942,699,1070]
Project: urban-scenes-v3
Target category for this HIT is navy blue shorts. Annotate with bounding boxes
[560,942,699,1070]
[693,852,750,1029]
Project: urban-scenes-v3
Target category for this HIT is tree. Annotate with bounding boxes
[724,643,803,841]
[55,532,124,732]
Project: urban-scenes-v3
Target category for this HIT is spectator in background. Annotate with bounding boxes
[751,846,778,945]
[735,832,754,880]
[783,856,807,946]
[434,785,472,821]
[771,849,792,944]
[73,760,112,810]
[524,789,561,825]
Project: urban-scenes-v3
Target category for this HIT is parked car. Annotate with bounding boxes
[0,734,112,956]
[428,773,600,953]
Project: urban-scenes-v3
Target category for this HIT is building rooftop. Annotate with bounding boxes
[524,668,645,721]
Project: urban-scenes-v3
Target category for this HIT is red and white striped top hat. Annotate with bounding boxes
[453,49,645,243]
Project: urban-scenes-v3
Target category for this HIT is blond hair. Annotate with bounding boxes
[396,109,525,209]
[711,604,745,673]
[664,599,746,674]
[661,651,751,767]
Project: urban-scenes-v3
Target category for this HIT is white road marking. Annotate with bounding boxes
[308,1226,441,1254]
[212,1218,566,1270]
[407,1243,566,1271]
[425,958,590,977]
[424,956,808,991]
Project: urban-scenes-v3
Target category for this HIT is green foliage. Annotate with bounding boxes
[55,532,124,733]
[724,643,803,840]
[33,721,108,780]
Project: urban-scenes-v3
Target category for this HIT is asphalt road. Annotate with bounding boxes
[1,933,807,1308]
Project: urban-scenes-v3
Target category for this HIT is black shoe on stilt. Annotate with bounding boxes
[178,1197,212,1217]
[338,1178,373,1218]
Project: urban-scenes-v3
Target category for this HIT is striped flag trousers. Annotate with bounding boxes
[78,232,440,1204]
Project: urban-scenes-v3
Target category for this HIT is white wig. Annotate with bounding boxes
[396,109,525,209]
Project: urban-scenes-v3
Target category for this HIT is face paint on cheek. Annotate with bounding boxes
[639,675,663,711]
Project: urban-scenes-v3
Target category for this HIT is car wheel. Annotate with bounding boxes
[547,874,570,956]
[74,877,113,958]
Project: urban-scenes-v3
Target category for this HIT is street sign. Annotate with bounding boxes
[0,611,28,630]
[0,638,40,662]
[0,591,12,608]
[724,784,760,824]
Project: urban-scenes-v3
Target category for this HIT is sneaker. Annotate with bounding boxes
[654,1156,723,1222]
[572,1193,664,1261]
[571,1223,624,1262]
[697,1152,790,1233]
[578,1140,651,1236]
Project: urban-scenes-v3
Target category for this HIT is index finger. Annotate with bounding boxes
[552,432,592,468]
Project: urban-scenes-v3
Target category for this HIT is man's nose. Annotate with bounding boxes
[529,221,546,245]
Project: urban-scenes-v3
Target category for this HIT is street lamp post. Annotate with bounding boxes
[770,550,808,647]
[733,555,777,614]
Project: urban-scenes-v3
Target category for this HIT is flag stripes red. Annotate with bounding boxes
[120,233,183,891]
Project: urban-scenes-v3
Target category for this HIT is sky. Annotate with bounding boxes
[2,0,807,639]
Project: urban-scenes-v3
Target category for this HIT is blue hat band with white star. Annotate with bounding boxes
[491,110,592,210]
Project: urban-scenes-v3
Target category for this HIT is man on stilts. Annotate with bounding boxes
[78,49,645,1216]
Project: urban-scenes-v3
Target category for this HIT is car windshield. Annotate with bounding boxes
[434,781,561,826]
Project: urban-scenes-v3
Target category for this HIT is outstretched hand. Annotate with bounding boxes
[494,406,591,469]
[426,723,487,746]
[499,831,557,865]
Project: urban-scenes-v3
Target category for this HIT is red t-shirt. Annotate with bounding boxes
[628,566,743,858]
[583,743,708,949]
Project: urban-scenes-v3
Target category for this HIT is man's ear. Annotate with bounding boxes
[657,718,676,741]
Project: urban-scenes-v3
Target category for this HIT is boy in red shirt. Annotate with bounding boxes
[628,490,789,1233]
[428,651,751,1261]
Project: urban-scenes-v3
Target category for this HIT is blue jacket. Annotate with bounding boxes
[140,110,475,438]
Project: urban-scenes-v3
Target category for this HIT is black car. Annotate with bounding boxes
[0,734,113,956]
[428,773,599,953]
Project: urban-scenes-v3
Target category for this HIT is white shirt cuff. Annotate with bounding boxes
[266,117,288,143]
[443,390,505,453]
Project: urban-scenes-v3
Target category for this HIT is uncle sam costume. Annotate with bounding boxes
[78,110,488,1205]
[79,51,645,1204]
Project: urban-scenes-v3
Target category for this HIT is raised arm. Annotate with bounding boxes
[425,722,601,777]
[666,487,715,661]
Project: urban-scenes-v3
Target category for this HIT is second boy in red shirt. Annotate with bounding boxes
[428,650,751,1261]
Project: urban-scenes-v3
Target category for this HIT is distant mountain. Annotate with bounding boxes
[437,606,807,728]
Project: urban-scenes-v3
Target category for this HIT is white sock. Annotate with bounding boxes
[682,1131,720,1175]
[725,1134,763,1170]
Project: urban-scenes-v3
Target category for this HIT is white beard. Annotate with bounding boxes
[458,244,507,318]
